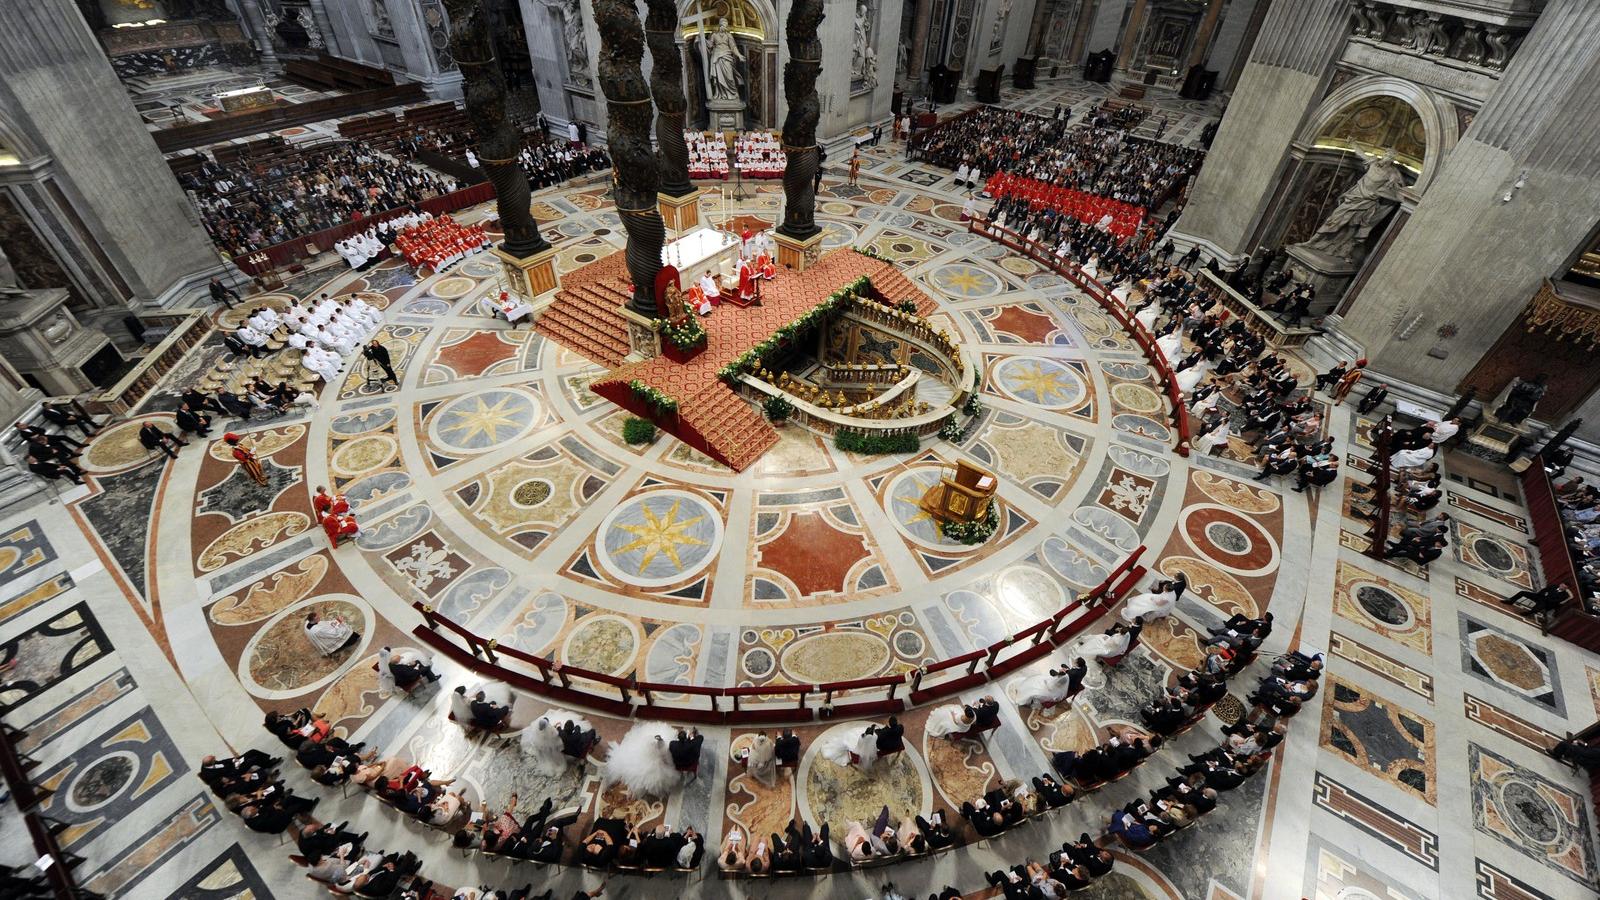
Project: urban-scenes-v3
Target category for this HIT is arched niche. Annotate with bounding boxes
[1299,76,1458,194]
[677,0,781,130]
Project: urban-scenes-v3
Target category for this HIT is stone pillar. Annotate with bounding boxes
[1205,0,1264,90]
[522,0,575,130]
[1339,0,1600,400]
[1113,0,1147,71]
[1166,0,1348,261]
[907,0,934,86]
[1024,0,1053,56]
[306,0,339,54]
[0,0,226,308]
[592,0,665,314]
[1185,0,1226,69]
[235,0,278,65]
[1083,0,1127,58]
[1066,0,1097,64]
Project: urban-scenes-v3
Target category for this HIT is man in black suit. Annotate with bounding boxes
[800,821,832,868]
[668,728,703,778]
[914,809,955,849]
[139,422,188,459]
[874,716,905,754]
[175,402,212,438]
[1032,773,1073,807]
[969,696,1001,731]
[40,401,97,437]
[774,729,801,769]
[363,340,398,385]
[1064,656,1088,698]
[209,276,241,309]
[469,691,511,730]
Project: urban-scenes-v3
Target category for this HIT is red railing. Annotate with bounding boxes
[970,218,1191,455]
[411,547,1146,725]
[231,181,498,277]
[1,719,94,898]
[1521,456,1600,649]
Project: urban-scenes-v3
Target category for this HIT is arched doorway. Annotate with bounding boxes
[678,0,779,130]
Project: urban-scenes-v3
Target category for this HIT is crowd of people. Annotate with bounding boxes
[401,126,609,191]
[734,131,785,178]
[16,403,101,486]
[181,143,458,258]
[685,131,729,179]
[911,103,1203,213]
[394,214,490,273]
[1554,473,1600,611]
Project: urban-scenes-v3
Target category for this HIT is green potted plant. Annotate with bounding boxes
[622,416,658,445]
[764,394,794,425]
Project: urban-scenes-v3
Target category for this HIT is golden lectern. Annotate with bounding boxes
[919,460,998,524]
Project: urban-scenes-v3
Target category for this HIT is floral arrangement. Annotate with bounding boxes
[940,500,999,544]
[853,245,887,261]
[656,315,707,352]
[963,393,983,417]
[628,379,678,415]
[896,298,919,315]
[938,415,968,443]
[718,276,873,382]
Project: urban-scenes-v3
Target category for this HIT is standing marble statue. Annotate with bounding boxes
[561,0,590,74]
[1299,151,1405,260]
[852,1,871,83]
[1494,374,1548,425]
[706,18,744,101]
[0,246,22,294]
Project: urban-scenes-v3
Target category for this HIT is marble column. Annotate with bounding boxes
[1082,0,1126,57]
[0,0,225,308]
[1184,0,1226,69]
[1166,0,1348,261]
[235,0,278,64]
[907,0,934,87]
[1113,0,1147,70]
[1339,0,1600,421]
[521,0,574,130]
[1025,0,1053,56]
[1066,0,1098,64]
[1205,0,1264,89]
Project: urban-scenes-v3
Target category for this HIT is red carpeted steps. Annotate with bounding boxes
[535,257,633,367]
[678,386,779,471]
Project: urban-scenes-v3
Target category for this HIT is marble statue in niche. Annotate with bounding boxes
[559,0,592,84]
[368,0,395,37]
[990,0,1011,54]
[1297,151,1405,260]
[852,0,878,89]
[706,17,745,101]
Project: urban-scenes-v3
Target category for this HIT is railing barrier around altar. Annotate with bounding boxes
[230,181,498,277]
[89,308,214,416]
[1521,455,1600,650]
[411,547,1146,725]
[969,217,1191,456]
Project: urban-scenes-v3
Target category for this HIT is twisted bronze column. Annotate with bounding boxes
[442,0,549,258]
[594,0,665,314]
[644,0,695,198]
[778,0,825,240]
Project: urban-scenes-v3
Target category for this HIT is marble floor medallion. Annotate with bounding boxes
[1469,743,1597,887]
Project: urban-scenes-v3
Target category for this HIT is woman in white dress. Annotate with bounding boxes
[448,685,474,723]
[1120,576,1184,623]
[603,722,681,798]
[1013,667,1077,710]
[820,725,880,770]
[1155,328,1185,365]
[1191,386,1221,416]
[523,709,595,775]
[1195,417,1233,456]
[1391,444,1436,470]
[1075,627,1132,663]
[1082,254,1101,279]
[1133,302,1161,333]
[924,703,975,739]
[1175,360,1212,396]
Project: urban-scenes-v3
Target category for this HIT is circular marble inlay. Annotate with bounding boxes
[513,479,552,507]
[594,490,722,587]
[80,414,178,472]
[429,276,475,300]
[1178,504,1279,576]
[893,629,925,659]
[742,647,774,678]
[428,388,540,454]
[1205,521,1252,554]
[782,631,890,683]
[1472,536,1516,571]
[459,258,499,279]
[70,754,134,809]
[1499,780,1560,844]
[241,597,369,698]
[1355,585,1410,625]
[1111,382,1164,414]
[884,467,984,550]
[996,565,1066,621]
[799,722,930,835]
[931,263,1001,297]
[993,357,1087,409]
[561,615,638,676]
[331,433,399,478]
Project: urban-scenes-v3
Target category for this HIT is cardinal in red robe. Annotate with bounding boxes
[322,511,360,546]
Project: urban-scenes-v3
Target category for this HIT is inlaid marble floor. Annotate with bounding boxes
[4,78,1598,900]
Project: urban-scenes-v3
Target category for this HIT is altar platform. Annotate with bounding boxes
[536,245,933,470]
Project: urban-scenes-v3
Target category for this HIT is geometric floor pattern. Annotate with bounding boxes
[6,76,1599,900]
